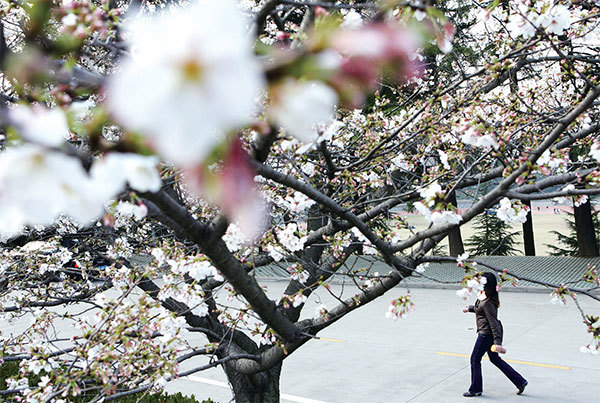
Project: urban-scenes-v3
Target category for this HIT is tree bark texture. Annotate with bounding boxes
[522,200,536,256]
[574,199,599,257]
[223,361,282,403]
[447,191,465,257]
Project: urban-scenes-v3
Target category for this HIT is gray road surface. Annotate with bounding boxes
[167,284,600,403]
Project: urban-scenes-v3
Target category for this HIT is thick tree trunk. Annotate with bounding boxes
[447,192,464,257]
[522,200,535,256]
[574,199,599,257]
[223,362,282,403]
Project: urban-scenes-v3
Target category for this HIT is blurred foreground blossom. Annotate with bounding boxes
[0,145,160,238]
[0,145,108,236]
[10,105,71,147]
[90,152,162,193]
[327,22,422,106]
[106,0,265,167]
[269,79,338,143]
[186,138,267,240]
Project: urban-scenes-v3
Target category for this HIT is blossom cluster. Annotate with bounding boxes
[498,269,519,288]
[275,223,307,253]
[385,295,415,321]
[496,197,530,225]
[550,284,572,306]
[580,314,600,355]
[507,2,571,38]
[1,0,600,398]
[583,266,600,286]
[414,182,462,227]
[278,191,316,213]
[537,149,569,175]
[456,273,487,300]
[554,184,589,208]
[2,278,185,401]
[55,0,121,40]
[287,264,310,284]
[460,125,500,150]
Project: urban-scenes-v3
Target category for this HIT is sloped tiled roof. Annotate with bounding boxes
[403,256,600,292]
[253,256,600,293]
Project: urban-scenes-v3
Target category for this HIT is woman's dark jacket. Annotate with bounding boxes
[468,298,503,345]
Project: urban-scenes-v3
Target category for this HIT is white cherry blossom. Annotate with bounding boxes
[10,105,70,147]
[496,197,529,224]
[538,150,568,173]
[91,153,162,193]
[414,10,426,22]
[69,99,95,121]
[277,223,306,252]
[341,9,363,28]
[507,12,542,39]
[554,184,575,204]
[281,192,316,213]
[461,127,499,150]
[106,0,265,167]
[414,201,432,221]
[151,248,167,266]
[542,5,570,36]
[269,79,338,143]
[457,253,470,265]
[467,276,486,291]
[266,244,285,262]
[0,145,108,236]
[116,201,148,221]
[430,210,462,226]
[419,181,443,206]
[438,149,450,169]
[292,293,307,307]
[187,261,215,281]
[223,223,248,252]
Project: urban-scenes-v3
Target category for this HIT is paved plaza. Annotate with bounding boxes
[167,284,600,403]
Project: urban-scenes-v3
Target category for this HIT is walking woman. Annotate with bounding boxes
[462,272,528,397]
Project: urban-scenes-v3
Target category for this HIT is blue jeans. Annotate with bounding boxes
[469,333,527,393]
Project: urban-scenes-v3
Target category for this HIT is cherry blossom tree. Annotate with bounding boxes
[1,0,600,402]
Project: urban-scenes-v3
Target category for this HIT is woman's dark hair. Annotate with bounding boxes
[482,272,500,307]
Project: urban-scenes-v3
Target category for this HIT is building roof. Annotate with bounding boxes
[253,255,600,294]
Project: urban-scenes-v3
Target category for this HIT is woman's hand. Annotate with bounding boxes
[462,305,470,313]
[491,345,506,354]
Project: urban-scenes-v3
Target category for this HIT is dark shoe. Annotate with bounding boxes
[517,381,528,395]
[463,391,482,397]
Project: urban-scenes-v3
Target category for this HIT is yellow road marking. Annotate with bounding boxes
[316,337,345,342]
[435,351,571,370]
